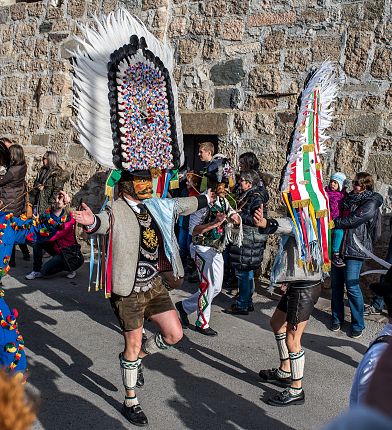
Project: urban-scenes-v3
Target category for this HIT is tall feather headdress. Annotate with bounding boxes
[71,8,184,178]
[281,60,338,273]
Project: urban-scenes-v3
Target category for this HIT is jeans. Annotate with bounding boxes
[33,242,68,276]
[178,228,191,262]
[235,269,255,310]
[331,258,365,332]
[41,254,69,277]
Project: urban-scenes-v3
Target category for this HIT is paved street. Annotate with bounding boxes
[3,253,385,430]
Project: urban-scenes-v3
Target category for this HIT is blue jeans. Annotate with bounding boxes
[33,243,68,276]
[178,228,191,262]
[41,254,69,276]
[235,269,255,310]
[331,258,365,332]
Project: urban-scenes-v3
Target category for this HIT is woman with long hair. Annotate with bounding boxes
[29,150,68,215]
[27,150,69,279]
[0,144,30,265]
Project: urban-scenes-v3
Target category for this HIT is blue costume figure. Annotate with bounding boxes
[0,208,68,375]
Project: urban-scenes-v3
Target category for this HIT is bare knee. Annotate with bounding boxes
[164,326,183,345]
[270,311,287,333]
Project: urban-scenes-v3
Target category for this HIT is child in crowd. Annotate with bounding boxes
[325,172,347,267]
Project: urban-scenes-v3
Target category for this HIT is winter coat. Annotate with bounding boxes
[29,167,68,214]
[230,186,269,271]
[48,214,77,255]
[334,190,383,259]
[0,164,27,216]
[325,186,346,219]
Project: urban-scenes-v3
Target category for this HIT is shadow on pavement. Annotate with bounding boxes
[208,289,367,369]
[147,354,294,430]
[29,360,126,430]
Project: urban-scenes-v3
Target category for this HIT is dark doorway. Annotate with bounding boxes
[183,135,218,172]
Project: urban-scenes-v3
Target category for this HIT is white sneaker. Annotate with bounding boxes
[66,271,76,279]
[25,271,42,280]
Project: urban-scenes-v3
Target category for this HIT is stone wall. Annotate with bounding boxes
[0,0,391,256]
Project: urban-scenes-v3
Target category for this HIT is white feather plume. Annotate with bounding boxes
[71,8,183,169]
[281,60,338,191]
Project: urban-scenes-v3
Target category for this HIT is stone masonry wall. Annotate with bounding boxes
[0,0,391,266]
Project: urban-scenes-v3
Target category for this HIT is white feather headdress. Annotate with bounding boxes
[280,60,339,273]
[71,8,184,171]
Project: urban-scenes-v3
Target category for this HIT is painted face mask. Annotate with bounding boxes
[132,177,153,200]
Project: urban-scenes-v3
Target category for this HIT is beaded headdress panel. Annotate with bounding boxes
[71,9,184,173]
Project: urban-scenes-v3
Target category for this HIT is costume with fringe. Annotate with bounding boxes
[71,8,192,297]
[0,209,69,375]
[273,60,338,285]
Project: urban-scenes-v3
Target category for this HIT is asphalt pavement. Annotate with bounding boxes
[3,251,386,430]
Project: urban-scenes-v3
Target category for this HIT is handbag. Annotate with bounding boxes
[24,182,33,219]
[61,218,84,271]
[61,244,84,272]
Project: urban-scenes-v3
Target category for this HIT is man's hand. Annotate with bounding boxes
[52,191,71,216]
[230,213,241,226]
[253,204,267,228]
[206,188,215,204]
[55,191,70,209]
[37,184,44,191]
[213,212,226,227]
[73,203,95,226]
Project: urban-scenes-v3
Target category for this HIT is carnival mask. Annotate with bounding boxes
[132,177,153,200]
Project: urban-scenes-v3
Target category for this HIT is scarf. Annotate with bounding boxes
[144,197,181,278]
[342,190,373,211]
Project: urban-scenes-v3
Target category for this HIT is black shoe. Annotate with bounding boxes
[195,326,218,336]
[248,304,254,312]
[350,329,363,339]
[136,363,144,388]
[222,304,248,315]
[23,254,31,261]
[175,301,189,328]
[267,388,305,406]
[188,271,199,283]
[259,368,291,386]
[332,253,345,268]
[330,323,340,332]
[121,403,148,426]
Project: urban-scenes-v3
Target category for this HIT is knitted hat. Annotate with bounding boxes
[330,172,346,191]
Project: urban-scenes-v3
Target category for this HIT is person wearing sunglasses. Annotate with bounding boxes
[330,172,383,338]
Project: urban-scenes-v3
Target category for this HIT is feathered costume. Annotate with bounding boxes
[71,9,186,297]
[279,60,338,276]
[0,210,69,374]
[72,8,183,194]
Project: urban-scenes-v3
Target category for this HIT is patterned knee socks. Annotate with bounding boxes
[289,349,305,395]
[274,332,291,379]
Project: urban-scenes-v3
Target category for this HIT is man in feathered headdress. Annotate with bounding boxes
[71,9,212,426]
[250,62,338,406]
